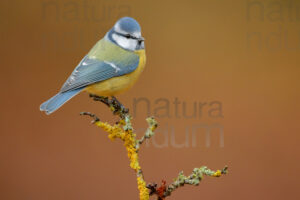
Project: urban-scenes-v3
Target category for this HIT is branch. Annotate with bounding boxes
[81,95,149,200]
[80,94,228,200]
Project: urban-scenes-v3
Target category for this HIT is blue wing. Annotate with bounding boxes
[40,38,140,115]
[60,55,139,93]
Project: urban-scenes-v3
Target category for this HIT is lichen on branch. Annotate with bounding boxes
[81,95,227,200]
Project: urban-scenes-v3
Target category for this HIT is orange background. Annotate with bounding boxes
[1,0,300,199]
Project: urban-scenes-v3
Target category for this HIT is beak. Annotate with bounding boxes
[138,37,145,42]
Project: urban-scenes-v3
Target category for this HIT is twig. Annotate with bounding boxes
[136,117,158,150]
[89,94,129,119]
[165,166,228,198]
[80,112,100,123]
[147,166,228,199]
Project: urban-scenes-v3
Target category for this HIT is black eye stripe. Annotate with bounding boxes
[115,32,138,40]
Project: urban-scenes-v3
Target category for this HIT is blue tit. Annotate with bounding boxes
[40,17,146,115]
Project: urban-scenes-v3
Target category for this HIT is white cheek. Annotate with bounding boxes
[112,33,138,51]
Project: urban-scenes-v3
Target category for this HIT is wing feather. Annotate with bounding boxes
[60,50,139,93]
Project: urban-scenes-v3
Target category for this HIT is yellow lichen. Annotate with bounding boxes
[95,120,149,199]
[213,170,222,177]
[137,176,149,200]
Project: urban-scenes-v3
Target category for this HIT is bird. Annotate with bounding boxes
[40,17,146,115]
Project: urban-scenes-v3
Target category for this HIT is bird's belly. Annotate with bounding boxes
[85,75,136,96]
[84,49,146,97]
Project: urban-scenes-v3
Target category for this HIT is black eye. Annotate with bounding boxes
[125,34,131,39]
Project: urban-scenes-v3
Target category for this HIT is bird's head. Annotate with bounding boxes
[106,17,145,51]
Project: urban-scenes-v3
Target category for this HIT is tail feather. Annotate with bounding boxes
[40,88,83,115]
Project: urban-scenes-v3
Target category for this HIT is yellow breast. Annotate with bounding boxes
[84,49,146,96]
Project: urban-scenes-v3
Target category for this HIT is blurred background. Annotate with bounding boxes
[1,0,300,199]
